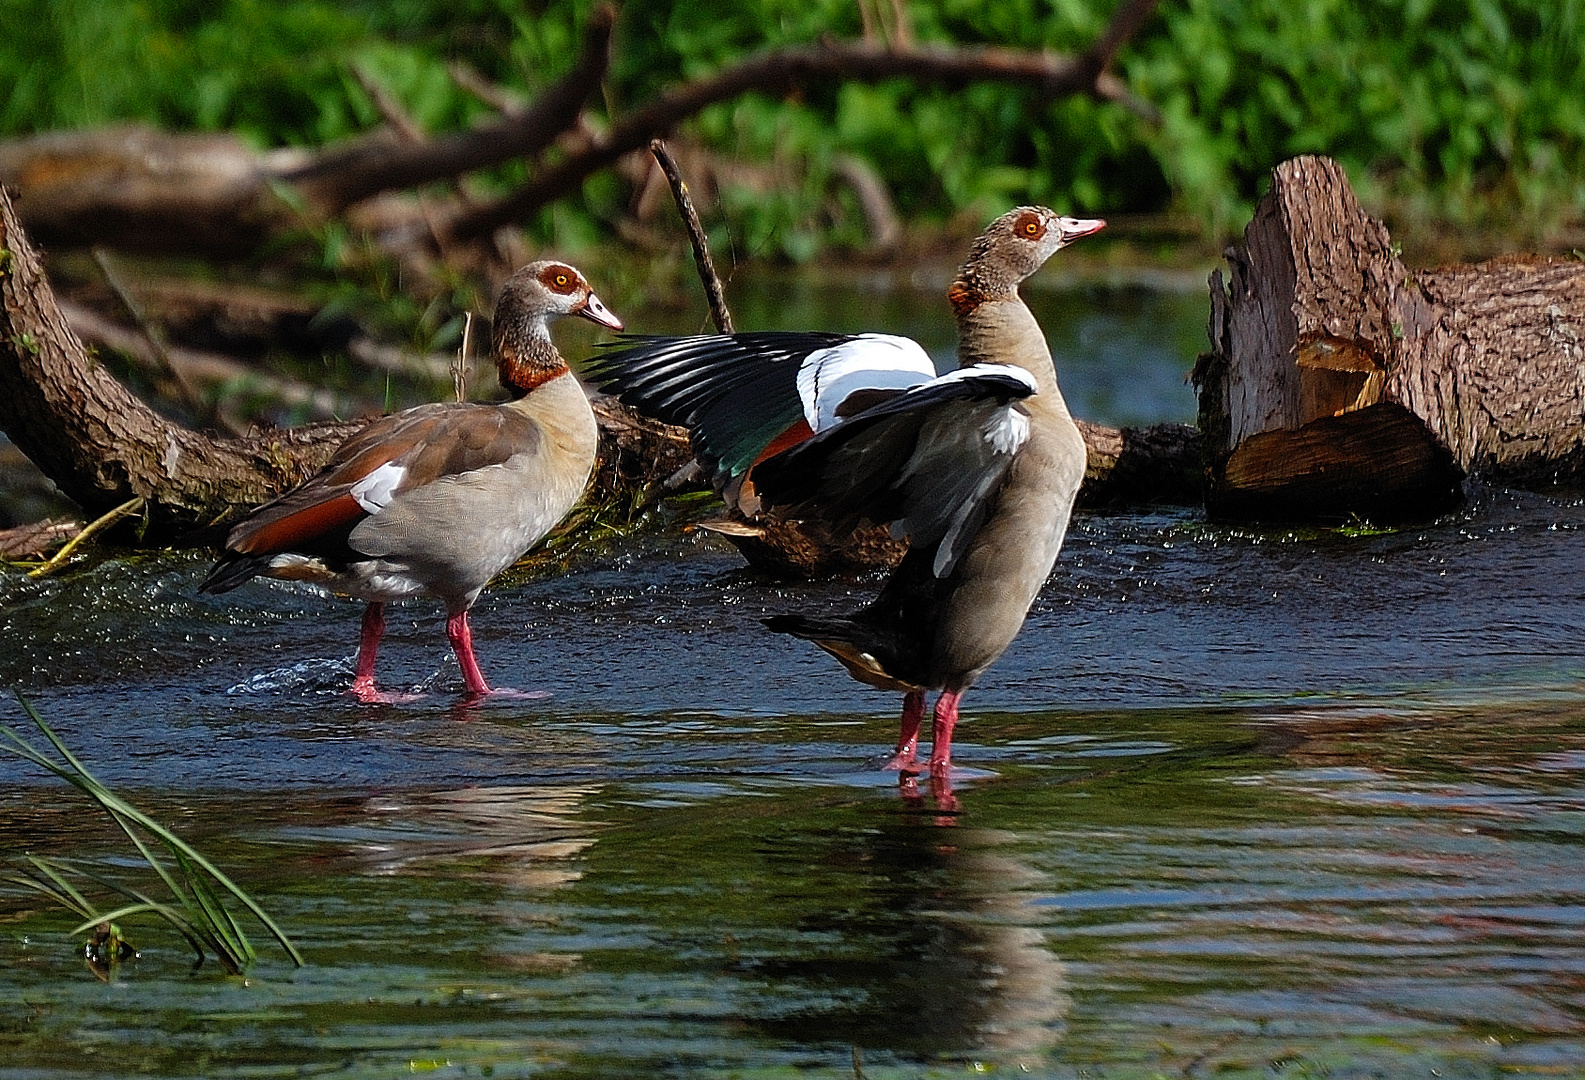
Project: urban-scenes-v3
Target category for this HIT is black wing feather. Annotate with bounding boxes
[584,332,852,478]
[752,370,1035,576]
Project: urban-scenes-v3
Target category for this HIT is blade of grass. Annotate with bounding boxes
[21,855,99,916]
[176,848,256,967]
[70,902,175,935]
[4,692,305,967]
[5,874,94,920]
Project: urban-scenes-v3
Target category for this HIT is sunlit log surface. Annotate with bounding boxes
[1196,155,1585,523]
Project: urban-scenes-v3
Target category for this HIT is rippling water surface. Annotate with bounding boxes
[3,278,1584,1078]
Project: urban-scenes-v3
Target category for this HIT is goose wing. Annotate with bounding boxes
[585,332,937,485]
[199,403,541,591]
[750,365,1038,578]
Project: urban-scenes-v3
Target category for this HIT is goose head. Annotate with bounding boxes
[950,207,1106,315]
[492,260,622,394]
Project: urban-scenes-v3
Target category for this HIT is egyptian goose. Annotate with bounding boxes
[586,207,1103,776]
[200,261,621,701]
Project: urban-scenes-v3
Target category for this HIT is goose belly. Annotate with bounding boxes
[346,452,593,608]
[931,419,1085,688]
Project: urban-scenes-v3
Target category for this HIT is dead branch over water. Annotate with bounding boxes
[0,2,1157,262]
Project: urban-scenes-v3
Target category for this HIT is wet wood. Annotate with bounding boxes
[0,518,78,559]
[1197,155,1585,523]
[1074,420,1201,509]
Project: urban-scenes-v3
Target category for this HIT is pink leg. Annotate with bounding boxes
[880,690,927,771]
[928,689,963,777]
[446,610,492,696]
[350,601,385,701]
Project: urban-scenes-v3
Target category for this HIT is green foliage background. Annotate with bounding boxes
[1,0,1580,254]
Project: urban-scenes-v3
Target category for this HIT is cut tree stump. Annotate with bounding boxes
[1196,155,1585,523]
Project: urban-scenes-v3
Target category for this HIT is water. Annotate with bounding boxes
[610,263,1209,429]
[3,278,1585,1077]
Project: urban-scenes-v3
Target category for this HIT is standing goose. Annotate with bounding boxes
[586,207,1102,775]
[200,261,621,701]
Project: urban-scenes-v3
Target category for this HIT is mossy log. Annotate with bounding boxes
[0,183,363,541]
[1196,155,1585,523]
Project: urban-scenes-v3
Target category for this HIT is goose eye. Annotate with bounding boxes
[555,273,569,287]
[1022,220,1041,236]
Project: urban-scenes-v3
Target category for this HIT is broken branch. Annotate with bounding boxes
[649,139,734,334]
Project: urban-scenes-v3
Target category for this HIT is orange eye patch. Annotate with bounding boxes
[538,265,579,293]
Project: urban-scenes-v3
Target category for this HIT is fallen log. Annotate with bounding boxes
[1195,155,1585,523]
[0,184,366,538]
[0,2,1157,265]
[0,9,618,257]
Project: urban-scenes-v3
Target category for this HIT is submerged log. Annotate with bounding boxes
[1196,155,1585,523]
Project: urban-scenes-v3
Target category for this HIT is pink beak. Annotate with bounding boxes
[1058,217,1106,242]
[578,291,624,331]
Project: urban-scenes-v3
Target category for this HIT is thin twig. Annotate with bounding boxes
[351,64,426,144]
[453,311,474,403]
[447,61,527,117]
[1086,0,1161,75]
[649,139,734,334]
[26,496,144,578]
[831,153,901,253]
[91,248,206,415]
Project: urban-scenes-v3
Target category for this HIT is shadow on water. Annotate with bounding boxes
[3,277,1585,1076]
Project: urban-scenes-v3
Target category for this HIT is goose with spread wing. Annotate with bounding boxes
[586,207,1103,775]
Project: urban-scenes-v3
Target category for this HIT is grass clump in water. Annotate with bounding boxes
[0,690,304,976]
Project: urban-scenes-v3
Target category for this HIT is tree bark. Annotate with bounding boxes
[1074,420,1201,509]
[1196,155,1585,523]
[0,184,362,538]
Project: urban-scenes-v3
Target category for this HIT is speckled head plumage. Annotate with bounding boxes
[492,260,622,396]
[948,207,1106,316]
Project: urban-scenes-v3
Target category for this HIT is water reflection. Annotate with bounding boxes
[3,290,1585,1071]
[569,781,1075,1070]
[3,695,1585,1073]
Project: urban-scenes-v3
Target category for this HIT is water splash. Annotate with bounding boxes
[224,657,355,696]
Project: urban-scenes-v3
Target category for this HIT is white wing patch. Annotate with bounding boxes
[797,334,935,432]
[982,405,1031,455]
[915,362,1039,396]
[349,461,407,514]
